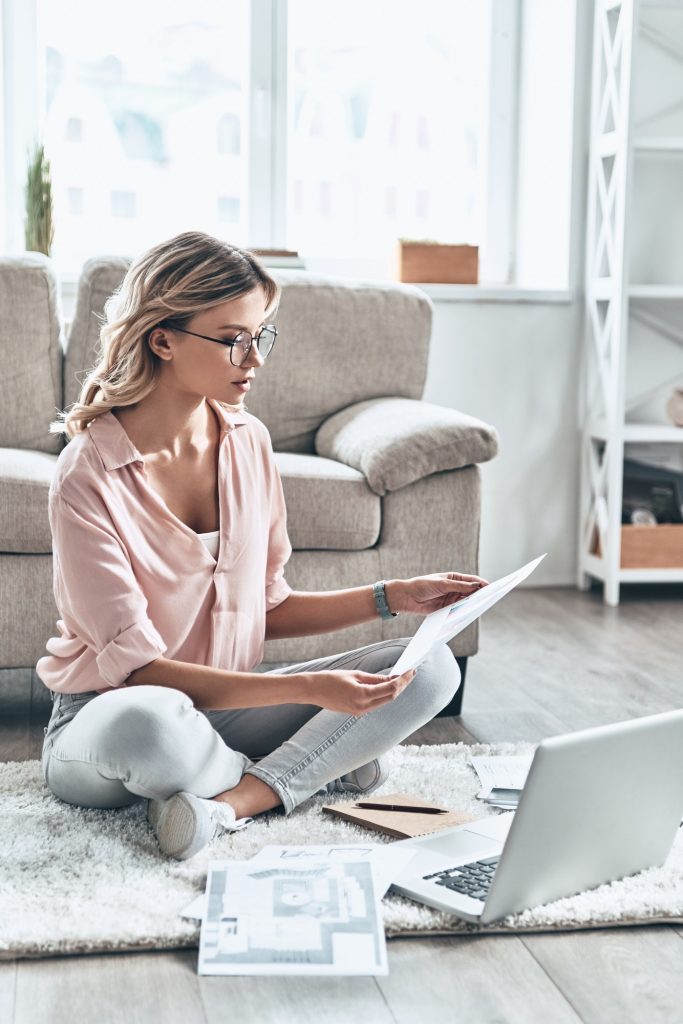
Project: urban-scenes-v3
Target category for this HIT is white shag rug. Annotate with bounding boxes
[2,742,683,960]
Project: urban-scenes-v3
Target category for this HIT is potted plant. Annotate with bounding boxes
[24,144,54,256]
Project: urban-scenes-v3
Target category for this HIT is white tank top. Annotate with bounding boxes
[197,529,220,559]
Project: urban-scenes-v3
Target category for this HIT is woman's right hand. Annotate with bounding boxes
[299,667,417,715]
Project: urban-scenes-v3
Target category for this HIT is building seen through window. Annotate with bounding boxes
[41,0,489,273]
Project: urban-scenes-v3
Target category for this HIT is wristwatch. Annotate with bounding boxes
[373,580,397,620]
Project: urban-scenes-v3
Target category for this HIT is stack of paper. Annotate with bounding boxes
[185,844,416,976]
[470,754,534,809]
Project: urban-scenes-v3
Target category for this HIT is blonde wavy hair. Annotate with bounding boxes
[50,231,280,439]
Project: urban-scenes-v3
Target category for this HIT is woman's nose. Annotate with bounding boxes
[243,342,265,369]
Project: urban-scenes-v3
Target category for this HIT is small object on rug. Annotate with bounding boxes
[323,792,479,838]
[2,742,683,961]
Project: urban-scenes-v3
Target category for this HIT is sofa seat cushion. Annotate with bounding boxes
[274,452,380,550]
[0,448,58,553]
[0,448,380,555]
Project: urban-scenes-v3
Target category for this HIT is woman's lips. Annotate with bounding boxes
[231,380,251,392]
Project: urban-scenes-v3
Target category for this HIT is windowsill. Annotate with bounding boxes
[415,283,574,303]
[57,271,574,320]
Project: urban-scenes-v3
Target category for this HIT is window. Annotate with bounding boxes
[111,190,136,218]
[66,187,83,215]
[217,113,241,155]
[65,117,82,142]
[1,0,520,283]
[38,0,250,274]
[285,0,492,265]
[217,196,240,222]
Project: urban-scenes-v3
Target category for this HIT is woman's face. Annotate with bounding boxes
[159,286,270,405]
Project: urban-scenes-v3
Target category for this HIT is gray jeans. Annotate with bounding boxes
[41,638,460,814]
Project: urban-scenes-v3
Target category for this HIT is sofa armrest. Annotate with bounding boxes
[315,398,499,496]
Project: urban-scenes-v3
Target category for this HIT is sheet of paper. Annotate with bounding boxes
[197,857,388,976]
[392,554,547,675]
[181,843,417,920]
[181,893,207,920]
[249,844,416,898]
[470,755,534,792]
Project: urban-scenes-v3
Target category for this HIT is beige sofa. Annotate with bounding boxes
[0,254,498,715]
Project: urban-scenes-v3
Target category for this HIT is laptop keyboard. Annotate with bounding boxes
[422,856,500,901]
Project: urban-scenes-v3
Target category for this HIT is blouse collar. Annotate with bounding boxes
[88,398,248,472]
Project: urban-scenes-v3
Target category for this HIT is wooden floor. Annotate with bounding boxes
[2,584,683,1024]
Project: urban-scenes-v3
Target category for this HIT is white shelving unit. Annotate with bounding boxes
[579,0,683,605]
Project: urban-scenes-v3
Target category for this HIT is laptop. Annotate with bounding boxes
[391,709,683,924]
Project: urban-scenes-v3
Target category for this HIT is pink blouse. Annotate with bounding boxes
[36,399,293,694]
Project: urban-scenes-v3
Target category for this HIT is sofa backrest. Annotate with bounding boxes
[0,254,63,454]
[247,270,432,451]
[64,256,131,411]
[65,259,433,453]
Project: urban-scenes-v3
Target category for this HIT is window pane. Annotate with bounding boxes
[287,0,491,261]
[42,0,249,273]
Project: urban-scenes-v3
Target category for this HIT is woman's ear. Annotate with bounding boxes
[147,327,174,362]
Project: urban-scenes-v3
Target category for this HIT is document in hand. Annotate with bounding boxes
[392,554,546,675]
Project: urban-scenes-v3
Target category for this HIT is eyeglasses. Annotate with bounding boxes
[162,322,278,367]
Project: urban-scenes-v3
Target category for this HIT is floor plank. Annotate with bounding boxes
[0,962,17,1024]
[13,950,206,1024]
[377,935,581,1024]
[522,926,683,1024]
[199,973,394,1024]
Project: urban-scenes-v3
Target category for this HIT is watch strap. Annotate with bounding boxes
[373,580,397,619]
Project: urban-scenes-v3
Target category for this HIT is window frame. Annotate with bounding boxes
[1,0,521,284]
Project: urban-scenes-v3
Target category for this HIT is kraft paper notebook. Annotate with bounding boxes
[322,792,479,839]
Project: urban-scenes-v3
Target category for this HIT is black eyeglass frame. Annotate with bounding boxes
[160,322,278,367]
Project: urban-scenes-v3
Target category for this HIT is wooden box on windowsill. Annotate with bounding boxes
[396,242,479,284]
[594,525,683,568]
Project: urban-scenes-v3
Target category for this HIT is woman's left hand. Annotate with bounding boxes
[384,572,489,616]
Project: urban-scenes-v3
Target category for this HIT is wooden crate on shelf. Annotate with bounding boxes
[594,525,683,568]
[396,242,479,284]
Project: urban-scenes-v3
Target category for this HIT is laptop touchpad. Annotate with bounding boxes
[417,829,498,862]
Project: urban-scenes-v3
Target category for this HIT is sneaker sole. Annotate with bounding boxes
[152,792,214,860]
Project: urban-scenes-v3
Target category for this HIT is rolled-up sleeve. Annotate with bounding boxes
[264,453,293,612]
[50,491,167,687]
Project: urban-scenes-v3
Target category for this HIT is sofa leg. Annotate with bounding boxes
[436,656,468,717]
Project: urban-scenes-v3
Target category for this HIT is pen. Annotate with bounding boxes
[354,802,448,814]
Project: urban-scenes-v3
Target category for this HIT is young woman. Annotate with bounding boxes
[38,231,486,860]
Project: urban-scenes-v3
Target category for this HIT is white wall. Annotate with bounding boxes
[421,0,593,586]
[424,299,583,586]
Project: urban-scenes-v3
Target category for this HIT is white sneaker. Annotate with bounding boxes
[148,791,251,860]
[326,757,388,795]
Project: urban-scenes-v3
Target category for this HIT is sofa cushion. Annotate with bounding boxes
[0,254,63,454]
[0,448,381,555]
[274,452,380,550]
[316,397,499,495]
[0,448,57,553]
